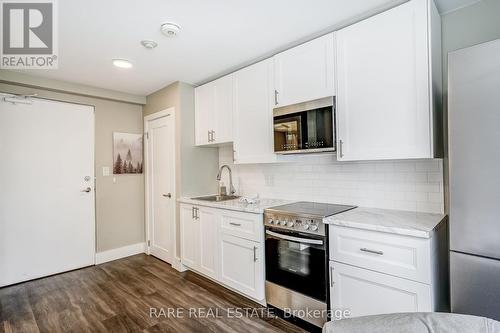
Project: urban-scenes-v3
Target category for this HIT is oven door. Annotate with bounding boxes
[265,228,327,302]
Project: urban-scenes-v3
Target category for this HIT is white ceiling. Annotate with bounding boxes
[9,0,481,96]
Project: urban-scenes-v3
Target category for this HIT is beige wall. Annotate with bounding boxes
[144,81,218,261]
[144,81,219,198]
[0,82,145,252]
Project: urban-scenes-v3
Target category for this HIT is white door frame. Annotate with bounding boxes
[144,108,176,263]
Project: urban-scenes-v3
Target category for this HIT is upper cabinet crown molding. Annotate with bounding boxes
[335,0,442,161]
[273,33,335,108]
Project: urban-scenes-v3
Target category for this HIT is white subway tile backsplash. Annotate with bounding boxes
[219,146,444,214]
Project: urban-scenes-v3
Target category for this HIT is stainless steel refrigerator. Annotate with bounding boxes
[449,38,500,320]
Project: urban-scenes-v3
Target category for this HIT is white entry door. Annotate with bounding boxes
[0,95,95,287]
[145,110,175,264]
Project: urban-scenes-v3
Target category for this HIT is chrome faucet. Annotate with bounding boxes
[216,165,236,195]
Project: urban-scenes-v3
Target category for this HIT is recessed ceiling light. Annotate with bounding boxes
[161,22,181,37]
[141,40,158,49]
[112,58,133,69]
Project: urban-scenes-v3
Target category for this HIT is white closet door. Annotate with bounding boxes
[0,96,95,286]
[146,112,175,264]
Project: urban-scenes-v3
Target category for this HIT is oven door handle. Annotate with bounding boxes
[265,230,323,245]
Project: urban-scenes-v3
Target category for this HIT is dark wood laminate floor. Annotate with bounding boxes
[0,254,306,333]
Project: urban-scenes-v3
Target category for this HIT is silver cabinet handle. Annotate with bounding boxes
[208,130,211,143]
[81,187,91,193]
[211,130,215,142]
[360,248,384,255]
[162,193,171,198]
[192,207,196,219]
[338,139,344,158]
[274,90,279,105]
[229,222,241,227]
[253,246,257,262]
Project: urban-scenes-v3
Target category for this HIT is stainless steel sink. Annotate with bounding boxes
[191,195,240,202]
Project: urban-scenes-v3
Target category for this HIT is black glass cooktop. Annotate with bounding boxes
[266,201,356,218]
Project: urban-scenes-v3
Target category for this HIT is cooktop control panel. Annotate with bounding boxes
[264,212,326,236]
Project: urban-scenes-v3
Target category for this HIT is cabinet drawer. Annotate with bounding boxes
[220,209,263,242]
[330,261,432,318]
[329,225,431,284]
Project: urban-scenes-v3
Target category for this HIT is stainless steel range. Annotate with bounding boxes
[264,201,356,328]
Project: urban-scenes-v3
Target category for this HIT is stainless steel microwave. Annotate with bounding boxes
[273,97,335,154]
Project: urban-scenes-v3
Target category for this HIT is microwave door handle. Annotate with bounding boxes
[265,230,323,245]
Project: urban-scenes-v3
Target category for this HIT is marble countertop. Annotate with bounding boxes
[324,207,446,238]
[178,196,292,214]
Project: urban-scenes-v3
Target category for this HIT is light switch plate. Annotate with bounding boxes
[102,166,110,176]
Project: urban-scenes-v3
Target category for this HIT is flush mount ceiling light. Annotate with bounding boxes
[161,22,181,37]
[112,58,133,69]
[141,40,158,49]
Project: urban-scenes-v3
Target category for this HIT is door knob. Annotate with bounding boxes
[81,187,91,193]
[162,193,172,198]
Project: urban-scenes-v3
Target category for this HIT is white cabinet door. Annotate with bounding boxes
[335,0,433,161]
[220,233,264,301]
[180,204,200,269]
[194,75,233,146]
[198,207,219,279]
[274,33,334,107]
[330,261,432,318]
[213,75,233,144]
[195,84,214,146]
[233,59,276,164]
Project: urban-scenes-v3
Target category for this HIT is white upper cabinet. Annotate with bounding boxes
[233,59,276,164]
[335,0,441,161]
[273,33,335,107]
[195,84,214,146]
[195,75,233,146]
[213,75,233,144]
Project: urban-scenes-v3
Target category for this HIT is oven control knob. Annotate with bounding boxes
[268,219,274,224]
[311,225,319,231]
[288,221,295,227]
[303,224,310,230]
[275,220,281,225]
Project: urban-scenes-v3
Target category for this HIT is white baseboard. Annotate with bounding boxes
[95,242,146,265]
[172,257,188,272]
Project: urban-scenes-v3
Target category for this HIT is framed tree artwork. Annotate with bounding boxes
[113,132,143,174]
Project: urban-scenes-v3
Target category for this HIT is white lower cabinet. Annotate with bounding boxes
[180,204,199,269]
[330,261,432,318]
[220,234,264,301]
[198,208,218,278]
[180,203,265,303]
[329,223,448,318]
